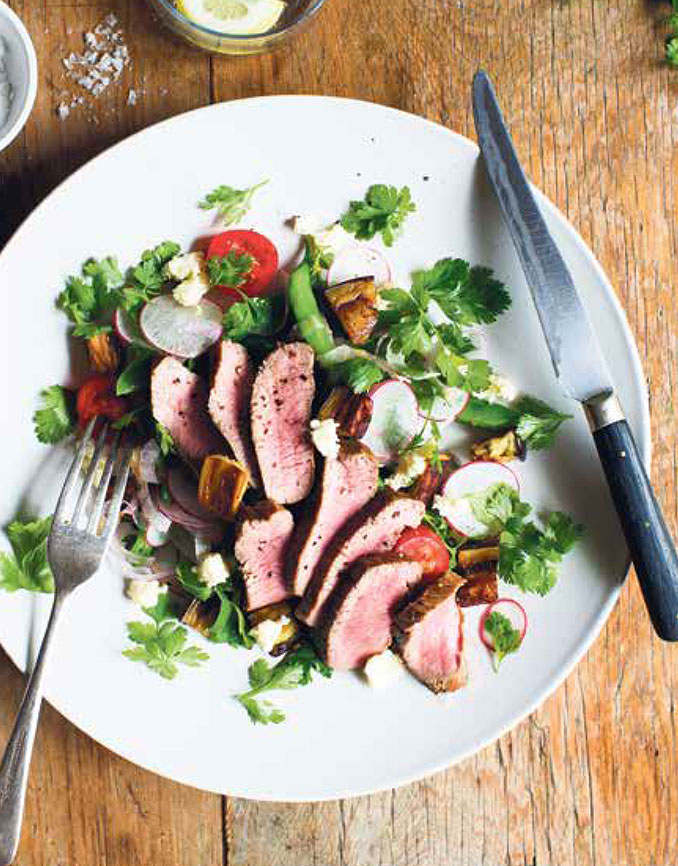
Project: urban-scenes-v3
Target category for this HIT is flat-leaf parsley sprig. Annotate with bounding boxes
[235,644,332,725]
[341,184,416,247]
[123,592,209,680]
[198,180,268,226]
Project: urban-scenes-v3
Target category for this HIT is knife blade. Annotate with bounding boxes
[472,69,678,641]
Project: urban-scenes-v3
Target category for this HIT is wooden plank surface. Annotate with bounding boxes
[1,0,677,864]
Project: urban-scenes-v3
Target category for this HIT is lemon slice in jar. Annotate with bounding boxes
[177,0,287,34]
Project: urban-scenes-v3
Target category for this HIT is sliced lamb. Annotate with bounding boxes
[151,357,225,462]
[234,500,294,611]
[287,440,379,596]
[296,490,425,626]
[394,572,467,694]
[250,342,316,505]
[318,553,422,670]
[208,340,261,486]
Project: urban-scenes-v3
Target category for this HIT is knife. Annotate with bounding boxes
[472,70,678,641]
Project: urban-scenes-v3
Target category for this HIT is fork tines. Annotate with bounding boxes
[52,418,132,540]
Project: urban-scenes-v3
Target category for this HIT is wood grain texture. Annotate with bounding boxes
[1,0,677,864]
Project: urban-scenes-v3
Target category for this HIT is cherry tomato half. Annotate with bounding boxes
[206,230,279,298]
[77,374,128,427]
[394,526,450,578]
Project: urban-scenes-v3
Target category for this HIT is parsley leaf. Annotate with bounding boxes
[235,644,332,725]
[223,294,274,341]
[466,482,584,595]
[123,593,209,680]
[412,258,511,326]
[119,241,181,313]
[457,396,571,451]
[341,184,416,247]
[333,358,385,393]
[513,396,572,451]
[209,583,253,648]
[483,610,523,670]
[207,251,254,288]
[33,386,74,445]
[155,423,175,457]
[175,562,213,602]
[0,516,54,593]
[666,2,678,66]
[57,256,123,336]
[198,180,268,225]
[421,510,460,562]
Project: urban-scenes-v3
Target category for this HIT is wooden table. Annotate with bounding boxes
[1,1,677,863]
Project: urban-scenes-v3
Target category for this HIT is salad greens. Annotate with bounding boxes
[123,593,209,680]
[341,184,416,247]
[235,644,332,725]
[222,294,277,341]
[33,385,75,444]
[198,180,268,226]
[121,241,181,313]
[458,396,571,452]
[207,251,254,288]
[483,611,523,670]
[57,256,123,337]
[666,0,678,66]
[0,515,55,594]
[469,482,584,595]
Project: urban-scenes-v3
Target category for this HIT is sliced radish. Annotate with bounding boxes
[167,465,216,522]
[113,308,154,350]
[328,245,391,287]
[439,461,519,538]
[479,598,528,649]
[359,379,420,464]
[139,295,222,359]
[419,387,470,424]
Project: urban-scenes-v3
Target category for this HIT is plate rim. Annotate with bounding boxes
[0,95,651,801]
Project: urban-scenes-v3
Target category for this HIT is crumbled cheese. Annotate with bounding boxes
[363,650,404,687]
[126,580,164,608]
[291,217,353,260]
[250,617,290,654]
[167,251,210,307]
[61,14,129,105]
[477,374,517,405]
[386,447,428,491]
[0,38,13,129]
[310,418,340,459]
[197,552,231,588]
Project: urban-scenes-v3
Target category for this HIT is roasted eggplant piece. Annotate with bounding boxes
[198,455,249,520]
[456,542,500,607]
[409,453,459,504]
[325,277,379,344]
[181,596,220,637]
[470,430,523,464]
[318,386,374,439]
[86,332,119,373]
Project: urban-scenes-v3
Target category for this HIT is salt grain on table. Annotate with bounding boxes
[62,13,129,100]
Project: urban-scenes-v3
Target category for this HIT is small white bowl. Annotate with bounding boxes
[0,0,37,154]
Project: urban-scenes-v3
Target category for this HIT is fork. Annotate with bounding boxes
[0,419,131,866]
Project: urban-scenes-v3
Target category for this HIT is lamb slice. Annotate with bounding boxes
[288,440,379,596]
[250,342,316,504]
[296,491,425,626]
[235,500,294,611]
[151,357,225,462]
[394,572,467,694]
[208,340,261,486]
[318,553,423,670]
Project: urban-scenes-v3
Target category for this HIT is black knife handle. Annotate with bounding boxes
[590,409,678,641]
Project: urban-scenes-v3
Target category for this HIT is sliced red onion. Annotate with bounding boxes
[137,440,164,485]
[138,482,172,536]
[152,486,224,536]
[167,466,216,522]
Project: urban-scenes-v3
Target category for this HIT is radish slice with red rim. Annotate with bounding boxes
[327,245,391,287]
[113,308,154,350]
[139,295,222,359]
[479,598,528,650]
[418,387,470,424]
[359,379,420,464]
[439,460,519,538]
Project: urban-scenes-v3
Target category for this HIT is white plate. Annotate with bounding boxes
[0,96,649,801]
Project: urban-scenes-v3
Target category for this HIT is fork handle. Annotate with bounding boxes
[0,592,67,866]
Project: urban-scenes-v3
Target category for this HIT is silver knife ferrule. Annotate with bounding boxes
[583,392,625,432]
